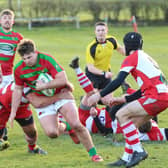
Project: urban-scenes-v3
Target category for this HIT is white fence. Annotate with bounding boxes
[15,17,80,30]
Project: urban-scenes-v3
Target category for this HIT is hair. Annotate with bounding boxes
[17,39,36,56]
[95,21,107,28]
[139,121,152,133]
[0,9,14,18]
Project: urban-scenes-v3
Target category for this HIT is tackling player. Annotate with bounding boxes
[88,32,168,167]
[0,82,46,154]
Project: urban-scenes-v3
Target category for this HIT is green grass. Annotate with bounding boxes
[0,25,168,168]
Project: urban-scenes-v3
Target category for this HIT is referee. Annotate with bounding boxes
[85,22,125,89]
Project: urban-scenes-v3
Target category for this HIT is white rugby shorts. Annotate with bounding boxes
[35,99,75,119]
[0,74,13,89]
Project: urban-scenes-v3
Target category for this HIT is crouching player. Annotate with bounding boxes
[0,82,46,154]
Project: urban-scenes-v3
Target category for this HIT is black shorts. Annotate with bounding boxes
[15,115,34,127]
[85,67,112,89]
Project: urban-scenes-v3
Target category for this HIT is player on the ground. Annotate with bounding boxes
[69,56,168,143]
[88,32,168,167]
[9,39,103,162]
[0,9,23,88]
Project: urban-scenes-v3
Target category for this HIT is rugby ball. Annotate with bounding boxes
[37,73,55,97]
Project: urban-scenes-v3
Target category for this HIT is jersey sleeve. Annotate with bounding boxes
[86,44,95,64]
[46,55,64,77]
[16,32,23,42]
[14,67,24,86]
[120,52,138,73]
[107,36,119,50]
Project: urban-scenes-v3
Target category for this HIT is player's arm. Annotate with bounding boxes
[36,71,72,91]
[100,71,129,97]
[26,89,73,108]
[125,89,142,102]
[93,116,113,135]
[87,71,129,106]
[117,45,125,56]
[9,84,23,127]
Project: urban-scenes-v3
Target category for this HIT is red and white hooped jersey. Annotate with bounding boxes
[120,50,168,100]
[0,82,29,111]
[79,107,112,133]
[78,106,122,134]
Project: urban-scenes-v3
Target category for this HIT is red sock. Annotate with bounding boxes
[28,144,36,150]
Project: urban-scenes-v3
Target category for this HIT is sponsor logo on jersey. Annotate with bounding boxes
[0,43,14,56]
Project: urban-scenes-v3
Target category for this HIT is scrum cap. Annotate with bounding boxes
[123,32,143,56]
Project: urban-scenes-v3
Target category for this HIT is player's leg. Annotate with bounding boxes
[60,100,103,162]
[0,108,10,151]
[115,101,150,167]
[35,104,62,138]
[15,115,47,155]
[69,56,95,94]
[107,139,133,167]
[0,128,10,151]
[35,104,79,143]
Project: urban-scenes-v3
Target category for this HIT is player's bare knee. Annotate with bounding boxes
[46,129,58,138]
[70,122,83,132]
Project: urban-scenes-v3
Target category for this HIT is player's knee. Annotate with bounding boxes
[70,121,83,132]
[115,110,122,122]
[139,121,152,133]
[46,129,58,138]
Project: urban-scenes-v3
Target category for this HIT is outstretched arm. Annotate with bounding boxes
[88,71,129,106]
[26,89,74,108]
[9,84,23,127]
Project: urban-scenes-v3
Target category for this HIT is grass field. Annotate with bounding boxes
[0,25,168,168]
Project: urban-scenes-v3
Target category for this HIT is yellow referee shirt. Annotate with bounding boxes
[86,36,119,71]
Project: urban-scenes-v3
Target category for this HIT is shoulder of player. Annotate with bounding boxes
[11,30,22,37]
[106,36,117,43]
[14,60,24,71]
[87,39,97,48]
[106,36,118,49]
[38,51,55,60]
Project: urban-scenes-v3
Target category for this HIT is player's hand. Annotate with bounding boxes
[109,96,126,106]
[87,92,100,106]
[36,80,46,90]
[66,82,74,92]
[101,93,113,105]
[8,113,16,128]
[90,107,98,117]
[105,71,113,79]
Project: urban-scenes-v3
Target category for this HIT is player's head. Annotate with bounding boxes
[139,120,152,133]
[0,9,14,30]
[17,39,37,67]
[95,22,108,43]
[123,32,143,56]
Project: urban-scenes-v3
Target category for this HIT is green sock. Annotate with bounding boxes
[88,147,97,157]
[62,121,71,131]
